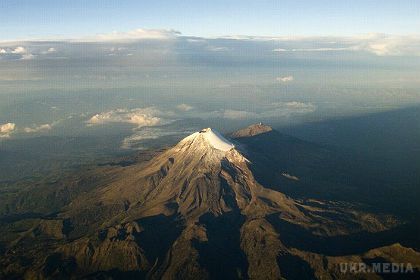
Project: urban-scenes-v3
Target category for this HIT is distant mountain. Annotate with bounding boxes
[0,125,419,279]
[230,123,273,138]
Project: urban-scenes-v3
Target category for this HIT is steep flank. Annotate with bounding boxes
[63,128,252,224]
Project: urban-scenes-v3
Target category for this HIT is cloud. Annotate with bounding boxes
[20,53,35,60]
[0,122,16,138]
[86,107,162,127]
[206,46,229,52]
[276,76,294,83]
[186,38,207,44]
[176,103,194,111]
[359,34,420,56]
[272,48,287,52]
[107,47,129,56]
[85,106,190,149]
[41,47,57,54]
[274,47,354,52]
[1,28,180,44]
[121,126,196,150]
[270,33,420,56]
[0,46,36,60]
[23,123,53,133]
[79,28,180,42]
[11,46,27,54]
[2,30,420,58]
[121,128,173,149]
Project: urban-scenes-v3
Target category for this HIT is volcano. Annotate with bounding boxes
[1,125,419,279]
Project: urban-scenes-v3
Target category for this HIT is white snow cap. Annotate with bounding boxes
[200,128,235,151]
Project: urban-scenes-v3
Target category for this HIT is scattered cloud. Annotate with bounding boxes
[121,127,194,150]
[86,107,163,128]
[176,103,194,111]
[23,123,53,133]
[121,133,161,149]
[20,53,35,60]
[0,46,36,60]
[0,122,16,138]
[11,46,27,54]
[276,76,294,83]
[41,47,57,54]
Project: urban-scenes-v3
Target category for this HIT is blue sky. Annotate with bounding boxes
[1,0,420,40]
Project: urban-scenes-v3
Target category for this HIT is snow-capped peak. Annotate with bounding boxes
[179,128,236,152]
[200,128,235,151]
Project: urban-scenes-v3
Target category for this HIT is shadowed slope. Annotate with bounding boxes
[1,125,417,280]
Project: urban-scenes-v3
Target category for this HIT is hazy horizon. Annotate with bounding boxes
[2,28,420,149]
[2,1,420,149]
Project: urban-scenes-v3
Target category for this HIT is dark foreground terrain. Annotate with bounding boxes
[0,120,419,279]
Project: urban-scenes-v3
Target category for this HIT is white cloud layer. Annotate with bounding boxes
[270,33,420,56]
[87,107,163,127]
[2,29,420,60]
[79,28,180,42]
[0,122,16,138]
[273,47,354,52]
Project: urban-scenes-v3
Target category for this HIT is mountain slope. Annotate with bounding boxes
[0,125,418,279]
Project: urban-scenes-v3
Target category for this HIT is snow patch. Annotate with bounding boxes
[201,128,235,151]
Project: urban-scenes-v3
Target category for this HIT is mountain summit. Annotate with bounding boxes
[195,128,235,151]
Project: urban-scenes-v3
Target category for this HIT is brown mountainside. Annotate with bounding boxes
[0,125,418,279]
